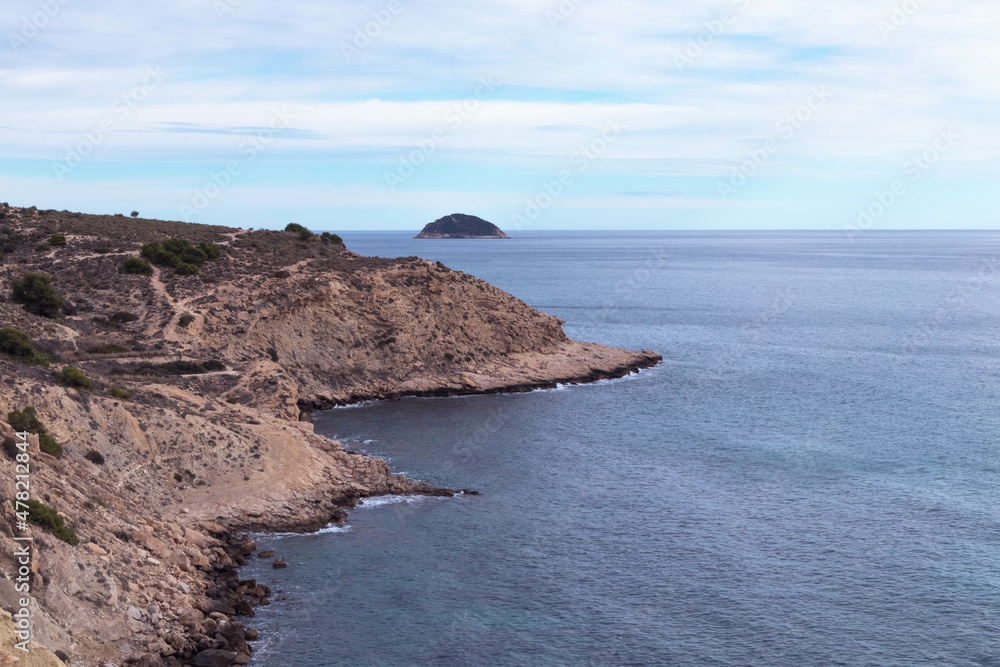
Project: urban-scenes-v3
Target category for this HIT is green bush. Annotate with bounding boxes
[273,270,291,279]
[285,223,307,234]
[48,233,67,246]
[0,327,49,365]
[266,347,279,362]
[6,407,62,456]
[11,272,64,318]
[320,232,344,246]
[444,352,454,361]
[140,238,221,273]
[86,343,127,355]
[120,257,153,276]
[110,311,139,324]
[178,313,195,328]
[84,449,105,465]
[130,211,139,218]
[109,387,130,400]
[61,366,93,390]
[22,499,77,545]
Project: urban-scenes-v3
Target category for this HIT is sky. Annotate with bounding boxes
[0,0,997,231]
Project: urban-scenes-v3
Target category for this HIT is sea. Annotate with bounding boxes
[239,231,1000,666]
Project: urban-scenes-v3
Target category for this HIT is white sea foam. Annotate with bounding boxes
[356,494,446,509]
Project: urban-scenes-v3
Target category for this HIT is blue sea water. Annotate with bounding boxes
[241,231,1000,666]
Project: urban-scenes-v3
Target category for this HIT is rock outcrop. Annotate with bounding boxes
[414,214,509,239]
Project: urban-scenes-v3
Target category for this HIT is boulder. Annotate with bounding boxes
[190,650,237,667]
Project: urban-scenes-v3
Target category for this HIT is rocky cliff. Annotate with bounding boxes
[0,203,659,666]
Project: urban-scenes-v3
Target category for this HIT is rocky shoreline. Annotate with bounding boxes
[298,349,663,411]
[0,204,662,665]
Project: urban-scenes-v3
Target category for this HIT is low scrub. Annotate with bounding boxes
[61,366,93,390]
[22,499,77,545]
[0,327,49,365]
[120,257,153,276]
[141,238,223,276]
[6,407,62,456]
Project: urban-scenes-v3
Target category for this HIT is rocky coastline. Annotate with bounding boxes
[0,204,660,665]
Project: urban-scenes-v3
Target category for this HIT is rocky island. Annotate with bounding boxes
[0,204,659,666]
[414,214,509,239]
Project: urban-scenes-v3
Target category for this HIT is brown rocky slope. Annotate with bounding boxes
[0,203,660,666]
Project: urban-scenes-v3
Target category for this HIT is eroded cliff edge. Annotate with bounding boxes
[0,204,660,666]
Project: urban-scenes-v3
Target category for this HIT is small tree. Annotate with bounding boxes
[11,272,64,318]
[131,211,139,218]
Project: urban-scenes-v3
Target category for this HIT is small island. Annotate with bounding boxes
[415,213,509,239]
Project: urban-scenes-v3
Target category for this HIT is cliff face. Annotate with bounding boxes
[414,213,509,239]
[0,203,659,666]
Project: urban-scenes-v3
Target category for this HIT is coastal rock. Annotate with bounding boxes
[190,650,237,667]
[415,213,509,239]
[272,559,288,569]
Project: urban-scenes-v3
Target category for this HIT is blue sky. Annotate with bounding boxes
[0,0,997,231]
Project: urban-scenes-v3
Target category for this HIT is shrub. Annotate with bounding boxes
[35,244,49,252]
[444,353,454,361]
[178,313,195,328]
[377,337,396,348]
[0,327,49,365]
[86,343,127,355]
[130,211,139,218]
[141,239,221,273]
[320,232,344,246]
[6,407,62,456]
[273,270,290,279]
[226,397,238,404]
[61,366,93,390]
[48,233,67,246]
[84,449,105,465]
[120,257,153,276]
[11,272,64,318]
[285,223,307,234]
[110,387,130,400]
[110,311,139,324]
[22,499,77,545]
[266,347,279,362]
[2,437,17,460]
